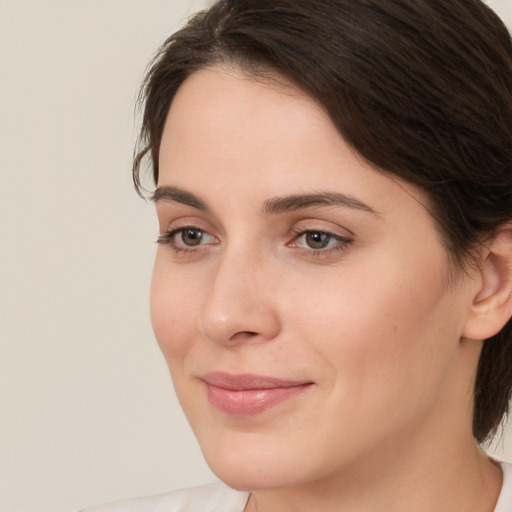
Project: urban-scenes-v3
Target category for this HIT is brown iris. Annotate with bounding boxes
[305,232,331,249]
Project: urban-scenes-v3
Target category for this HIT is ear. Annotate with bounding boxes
[462,224,512,340]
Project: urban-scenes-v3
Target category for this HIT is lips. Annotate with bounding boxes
[201,372,313,416]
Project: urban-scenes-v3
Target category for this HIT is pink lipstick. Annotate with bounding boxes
[202,372,313,416]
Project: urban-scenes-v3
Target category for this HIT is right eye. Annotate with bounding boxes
[157,227,218,252]
[175,227,207,246]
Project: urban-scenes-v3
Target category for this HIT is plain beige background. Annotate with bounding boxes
[1,1,512,511]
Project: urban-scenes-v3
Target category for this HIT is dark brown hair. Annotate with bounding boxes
[133,0,512,443]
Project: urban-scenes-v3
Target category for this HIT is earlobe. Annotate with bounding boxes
[462,225,512,341]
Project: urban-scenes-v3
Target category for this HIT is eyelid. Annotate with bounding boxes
[286,221,354,258]
[156,217,354,259]
[159,225,217,241]
[289,218,353,239]
[156,219,220,255]
[156,212,218,237]
[291,229,350,242]
[289,229,351,247]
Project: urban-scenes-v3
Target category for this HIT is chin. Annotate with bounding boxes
[211,467,272,492]
[209,461,297,492]
[199,433,316,492]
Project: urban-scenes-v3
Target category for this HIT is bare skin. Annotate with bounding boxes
[152,66,511,512]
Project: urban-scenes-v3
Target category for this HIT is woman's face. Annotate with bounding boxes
[151,67,479,490]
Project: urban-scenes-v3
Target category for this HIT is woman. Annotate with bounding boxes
[84,0,512,510]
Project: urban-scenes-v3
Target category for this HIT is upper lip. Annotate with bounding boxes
[201,372,313,391]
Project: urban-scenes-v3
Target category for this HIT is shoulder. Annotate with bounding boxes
[77,481,249,512]
[494,461,512,512]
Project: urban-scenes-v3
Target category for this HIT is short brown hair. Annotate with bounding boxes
[133,0,512,443]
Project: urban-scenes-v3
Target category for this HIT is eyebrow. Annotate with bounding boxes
[262,192,379,216]
[152,186,378,216]
[152,186,209,211]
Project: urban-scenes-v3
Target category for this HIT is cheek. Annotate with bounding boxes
[150,255,203,365]
[286,248,458,410]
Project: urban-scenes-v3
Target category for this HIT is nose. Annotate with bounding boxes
[199,250,281,346]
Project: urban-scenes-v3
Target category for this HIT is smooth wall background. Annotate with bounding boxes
[1,1,512,511]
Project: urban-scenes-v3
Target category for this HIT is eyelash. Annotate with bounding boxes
[288,228,353,258]
[156,227,215,255]
[156,227,353,258]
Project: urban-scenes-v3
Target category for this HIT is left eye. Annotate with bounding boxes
[302,231,333,249]
[294,230,348,250]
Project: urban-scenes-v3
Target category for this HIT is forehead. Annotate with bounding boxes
[161,66,331,157]
[161,69,364,186]
[159,66,430,218]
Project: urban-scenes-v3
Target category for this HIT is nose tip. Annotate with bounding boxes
[201,305,280,346]
[199,260,281,346]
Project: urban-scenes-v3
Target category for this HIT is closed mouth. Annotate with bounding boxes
[201,372,314,415]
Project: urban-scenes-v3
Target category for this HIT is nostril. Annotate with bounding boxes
[229,331,259,342]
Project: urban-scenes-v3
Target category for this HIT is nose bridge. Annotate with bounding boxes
[199,244,280,345]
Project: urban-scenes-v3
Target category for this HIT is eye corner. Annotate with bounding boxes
[156,225,220,257]
[287,226,354,260]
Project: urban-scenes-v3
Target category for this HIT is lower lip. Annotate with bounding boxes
[205,383,312,416]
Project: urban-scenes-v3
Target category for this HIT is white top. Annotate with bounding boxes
[79,461,512,512]
[78,481,248,512]
[496,461,512,512]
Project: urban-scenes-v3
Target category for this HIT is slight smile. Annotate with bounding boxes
[202,372,314,416]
